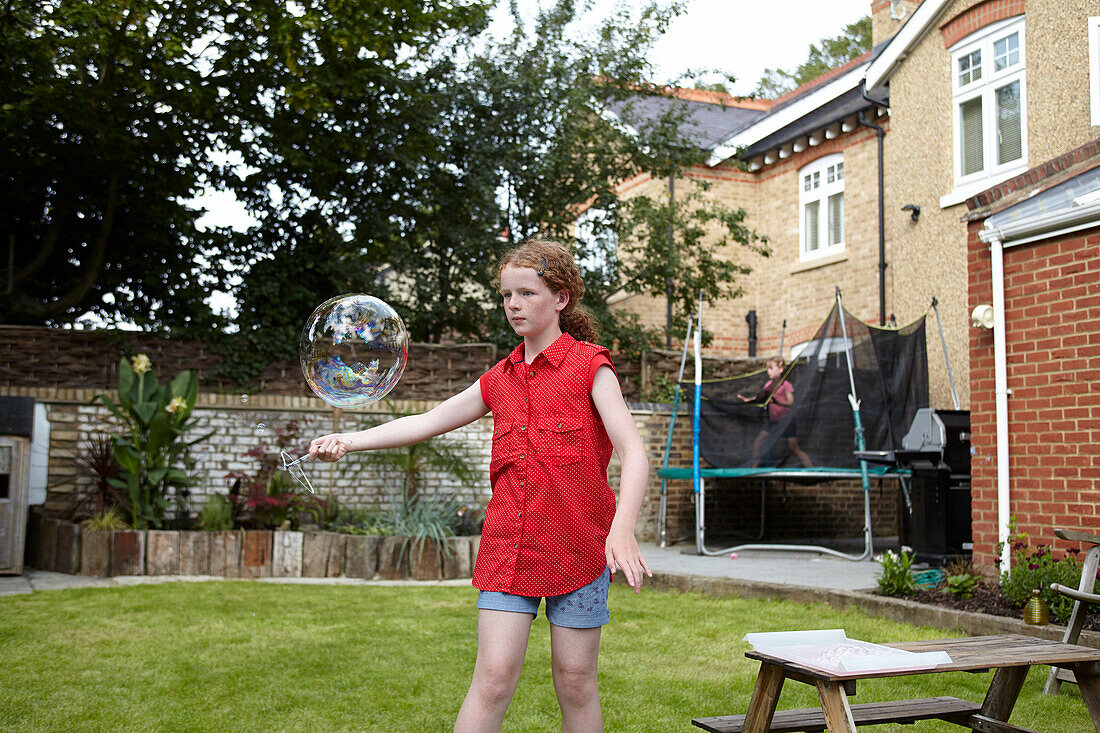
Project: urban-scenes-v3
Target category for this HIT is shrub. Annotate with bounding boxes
[944,573,980,599]
[80,506,129,531]
[998,520,1083,624]
[875,548,918,596]
[225,419,314,530]
[199,495,235,531]
[94,355,210,529]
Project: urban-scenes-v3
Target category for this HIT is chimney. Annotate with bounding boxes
[871,0,924,46]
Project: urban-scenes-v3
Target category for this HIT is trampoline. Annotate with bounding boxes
[656,289,938,561]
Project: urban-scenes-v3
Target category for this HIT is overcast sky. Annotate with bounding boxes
[642,0,871,94]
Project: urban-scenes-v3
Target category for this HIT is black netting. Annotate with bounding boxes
[693,303,928,469]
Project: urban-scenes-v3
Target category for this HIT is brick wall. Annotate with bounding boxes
[967,223,1100,567]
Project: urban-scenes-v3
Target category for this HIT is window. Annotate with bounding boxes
[799,154,844,260]
[1089,17,1100,126]
[951,17,1026,186]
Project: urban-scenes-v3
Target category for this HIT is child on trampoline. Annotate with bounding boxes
[739,356,813,468]
[308,239,651,733]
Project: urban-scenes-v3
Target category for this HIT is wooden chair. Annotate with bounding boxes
[1043,528,1100,695]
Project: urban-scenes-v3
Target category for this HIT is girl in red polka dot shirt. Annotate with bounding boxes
[310,239,651,732]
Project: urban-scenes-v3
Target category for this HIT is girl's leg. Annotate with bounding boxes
[787,437,813,467]
[549,624,603,733]
[454,609,534,733]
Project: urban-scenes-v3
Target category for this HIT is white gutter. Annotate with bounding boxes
[982,233,1012,572]
[707,63,869,167]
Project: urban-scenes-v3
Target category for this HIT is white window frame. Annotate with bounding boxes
[1089,17,1100,126]
[949,16,1027,193]
[798,153,845,261]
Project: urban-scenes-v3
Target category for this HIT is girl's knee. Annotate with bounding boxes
[552,662,598,705]
[471,662,523,706]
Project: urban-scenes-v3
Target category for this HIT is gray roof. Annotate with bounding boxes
[607,94,766,151]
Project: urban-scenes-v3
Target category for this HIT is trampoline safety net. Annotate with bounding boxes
[694,303,929,469]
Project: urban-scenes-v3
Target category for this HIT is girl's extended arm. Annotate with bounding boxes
[308,380,490,461]
[591,364,652,593]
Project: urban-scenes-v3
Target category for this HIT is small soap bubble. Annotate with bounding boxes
[256,423,267,433]
[299,294,408,407]
[240,394,249,404]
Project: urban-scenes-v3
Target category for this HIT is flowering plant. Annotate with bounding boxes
[998,519,1083,623]
[875,547,919,596]
[94,355,210,528]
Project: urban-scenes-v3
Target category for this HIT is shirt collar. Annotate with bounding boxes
[508,332,576,368]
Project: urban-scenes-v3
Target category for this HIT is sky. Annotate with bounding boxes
[643,0,871,94]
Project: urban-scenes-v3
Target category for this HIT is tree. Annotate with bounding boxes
[0,0,492,330]
[614,182,769,350]
[752,16,871,98]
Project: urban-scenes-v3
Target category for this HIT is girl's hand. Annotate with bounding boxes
[308,434,353,462]
[605,524,652,593]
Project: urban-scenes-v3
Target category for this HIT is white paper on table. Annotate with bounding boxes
[742,629,952,675]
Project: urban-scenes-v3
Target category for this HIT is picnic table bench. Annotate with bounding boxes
[692,634,1100,733]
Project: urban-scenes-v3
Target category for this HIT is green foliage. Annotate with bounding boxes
[93,355,211,529]
[998,521,1083,624]
[198,495,235,532]
[1,0,492,332]
[639,374,679,404]
[944,573,980,599]
[875,549,919,596]
[752,16,872,97]
[79,506,129,532]
[614,183,769,346]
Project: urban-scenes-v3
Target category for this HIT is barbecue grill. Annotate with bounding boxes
[856,408,972,565]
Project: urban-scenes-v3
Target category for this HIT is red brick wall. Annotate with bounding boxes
[967,222,1100,568]
[940,0,1026,49]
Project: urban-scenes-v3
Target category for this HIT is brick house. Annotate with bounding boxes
[862,0,1100,567]
[964,143,1100,569]
[607,2,969,410]
[608,0,1099,558]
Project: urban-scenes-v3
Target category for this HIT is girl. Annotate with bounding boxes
[308,239,651,733]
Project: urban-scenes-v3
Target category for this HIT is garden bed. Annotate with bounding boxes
[23,513,479,582]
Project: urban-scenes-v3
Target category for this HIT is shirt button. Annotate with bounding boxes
[556,422,562,429]
[520,425,526,431]
[519,453,525,459]
[518,512,522,518]
[513,543,518,549]
[519,481,524,487]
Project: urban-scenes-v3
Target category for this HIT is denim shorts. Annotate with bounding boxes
[476,568,610,628]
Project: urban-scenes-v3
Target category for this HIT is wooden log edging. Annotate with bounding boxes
[29,518,478,582]
[635,572,1100,649]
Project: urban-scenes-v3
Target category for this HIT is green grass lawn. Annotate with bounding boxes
[0,581,1094,732]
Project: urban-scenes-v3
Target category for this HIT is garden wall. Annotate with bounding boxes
[0,324,902,552]
[24,514,480,581]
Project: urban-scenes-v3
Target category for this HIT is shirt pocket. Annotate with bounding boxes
[489,421,523,480]
[536,416,584,465]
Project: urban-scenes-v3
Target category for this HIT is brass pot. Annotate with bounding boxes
[1024,589,1050,626]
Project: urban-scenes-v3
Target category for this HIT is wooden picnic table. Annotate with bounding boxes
[693,634,1100,733]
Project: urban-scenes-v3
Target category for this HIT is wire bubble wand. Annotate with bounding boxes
[280,451,316,494]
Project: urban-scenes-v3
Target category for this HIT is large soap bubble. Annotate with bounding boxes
[299,294,408,407]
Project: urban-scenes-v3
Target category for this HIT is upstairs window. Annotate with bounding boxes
[799,154,844,260]
[952,17,1026,184]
